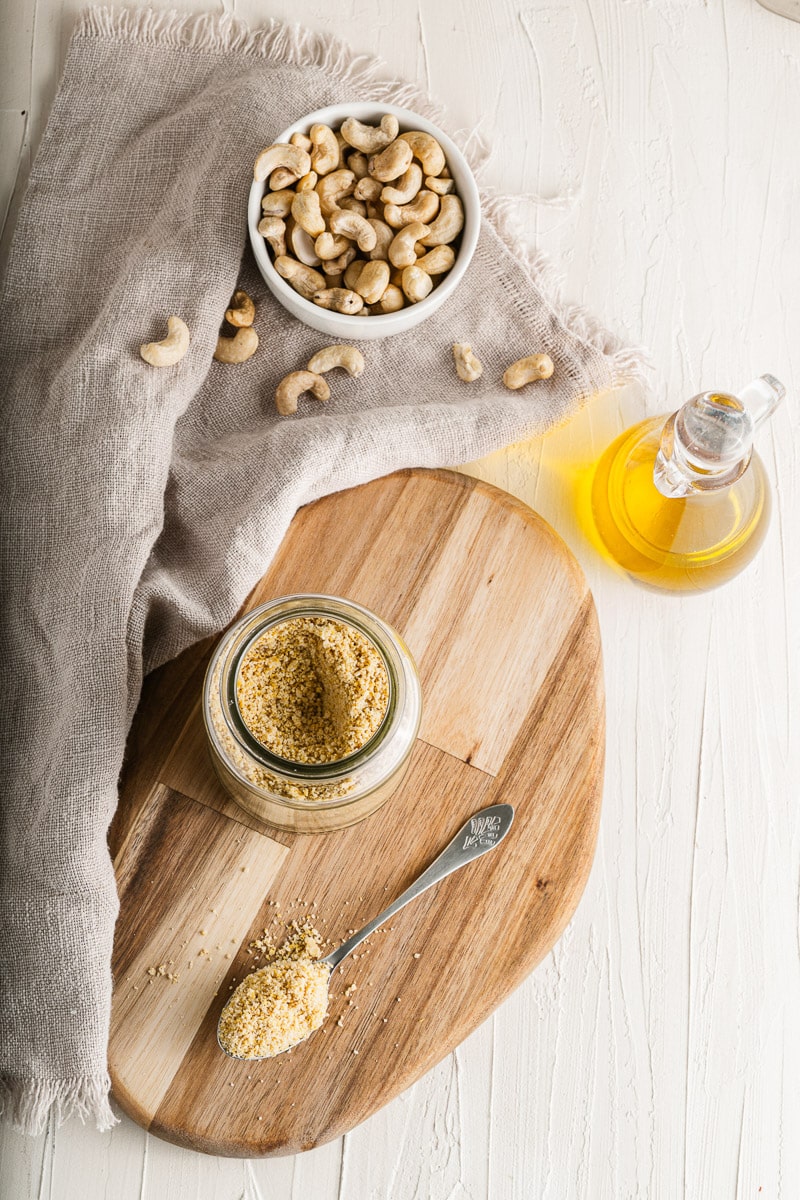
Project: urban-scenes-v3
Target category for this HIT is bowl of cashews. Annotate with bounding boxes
[248,103,481,340]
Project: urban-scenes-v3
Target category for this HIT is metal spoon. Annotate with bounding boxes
[217,802,514,1059]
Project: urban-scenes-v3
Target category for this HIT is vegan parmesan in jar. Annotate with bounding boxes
[236,616,389,764]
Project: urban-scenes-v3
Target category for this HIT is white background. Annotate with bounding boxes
[2,1,799,1196]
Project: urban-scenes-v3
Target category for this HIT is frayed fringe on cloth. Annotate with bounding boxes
[78,5,649,389]
[0,1074,118,1136]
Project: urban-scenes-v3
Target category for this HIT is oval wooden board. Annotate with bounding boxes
[109,468,604,1157]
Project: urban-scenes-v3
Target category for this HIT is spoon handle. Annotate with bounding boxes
[323,803,514,970]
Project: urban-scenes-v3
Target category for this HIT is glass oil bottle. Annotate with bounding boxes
[590,375,785,592]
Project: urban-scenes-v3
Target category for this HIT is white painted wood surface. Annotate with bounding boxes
[2,0,798,1195]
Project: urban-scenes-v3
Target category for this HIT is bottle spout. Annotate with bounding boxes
[653,374,786,499]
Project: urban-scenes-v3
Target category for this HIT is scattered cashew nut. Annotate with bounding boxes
[224,290,256,328]
[502,353,555,390]
[214,327,259,364]
[307,345,366,377]
[254,142,311,183]
[312,287,364,314]
[340,114,399,154]
[274,370,330,416]
[452,343,483,382]
[139,316,190,367]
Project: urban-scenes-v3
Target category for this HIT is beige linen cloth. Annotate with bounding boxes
[0,7,642,1134]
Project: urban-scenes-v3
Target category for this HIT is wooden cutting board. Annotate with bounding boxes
[109,468,604,1157]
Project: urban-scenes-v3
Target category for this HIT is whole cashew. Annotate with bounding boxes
[224,289,256,328]
[324,245,358,276]
[426,174,455,196]
[384,190,439,229]
[290,131,313,153]
[452,342,483,382]
[312,287,364,314]
[287,219,322,267]
[398,131,446,177]
[354,260,391,304]
[329,208,377,252]
[258,215,287,257]
[338,197,368,218]
[401,265,433,303]
[347,150,370,179]
[274,255,326,299]
[310,123,339,175]
[340,113,399,154]
[353,176,383,203]
[415,245,455,275]
[502,353,554,390]
[316,169,356,216]
[270,166,300,191]
[388,222,430,268]
[254,142,311,183]
[315,232,352,261]
[420,195,464,246]
[381,164,423,206]
[368,219,394,261]
[291,191,326,237]
[139,316,190,367]
[274,370,330,416]
[368,139,414,183]
[343,259,364,291]
[261,188,294,217]
[296,171,318,194]
[307,345,366,377]
[379,284,405,313]
[214,326,259,364]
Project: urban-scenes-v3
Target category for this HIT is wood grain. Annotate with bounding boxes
[108,469,604,1156]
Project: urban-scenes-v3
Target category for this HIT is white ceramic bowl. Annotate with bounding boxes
[248,103,480,341]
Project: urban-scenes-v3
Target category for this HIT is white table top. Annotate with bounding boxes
[2,1,798,1195]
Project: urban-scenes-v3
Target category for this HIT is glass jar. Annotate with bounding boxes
[202,594,422,833]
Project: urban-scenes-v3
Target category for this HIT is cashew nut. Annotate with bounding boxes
[502,353,555,390]
[354,260,391,304]
[310,123,339,175]
[338,196,368,218]
[274,255,326,299]
[379,284,405,313]
[315,232,352,261]
[329,208,377,252]
[291,191,326,237]
[369,139,414,183]
[381,164,423,206]
[452,343,483,382]
[353,176,383,203]
[312,287,364,314]
[340,113,399,154]
[254,142,311,183]
[296,171,318,194]
[286,219,322,267]
[214,327,259,363]
[420,195,464,246]
[324,245,358,276]
[347,150,370,179]
[274,370,330,416]
[261,188,294,217]
[139,316,190,367]
[401,265,433,303]
[290,131,313,153]
[398,130,446,177]
[368,219,394,262]
[270,166,300,191]
[384,190,440,229]
[316,169,356,216]
[307,345,365,377]
[224,290,256,328]
[258,215,287,257]
[426,174,455,196]
[414,245,455,275]
[343,259,365,291]
[388,222,430,268]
